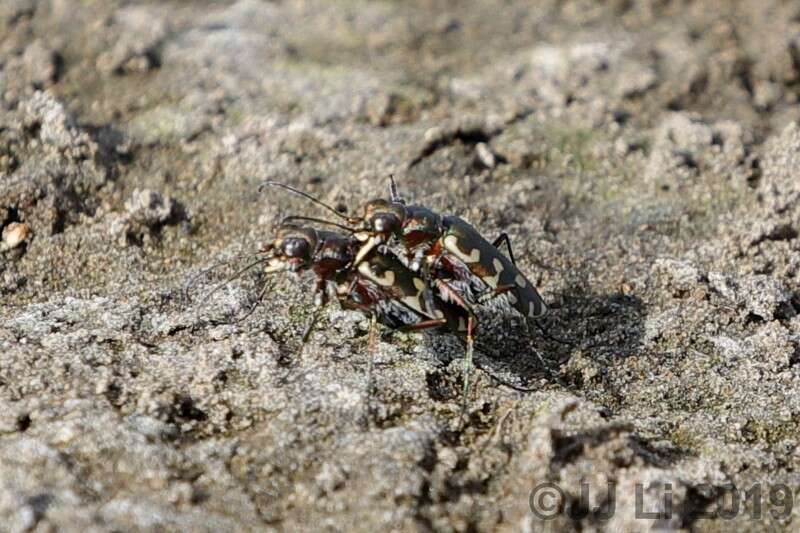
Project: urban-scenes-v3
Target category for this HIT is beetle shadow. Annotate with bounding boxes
[451,285,646,391]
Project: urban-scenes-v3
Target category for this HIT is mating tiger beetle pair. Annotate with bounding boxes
[254,177,549,420]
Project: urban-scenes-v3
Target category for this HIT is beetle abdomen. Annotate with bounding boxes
[440,216,547,318]
[349,249,468,334]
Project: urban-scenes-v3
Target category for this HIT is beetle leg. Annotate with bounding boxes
[417,261,438,315]
[301,306,321,342]
[409,248,426,272]
[398,317,449,331]
[231,277,273,325]
[388,174,406,205]
[431,279,476,419]
[324,279,339,303]
[312,278,328,307]
[434,278,472,311]
[476,283,515,304]
[364,313,378,428]
[461,315,475,420]
[303,279,328,342]
[492,232,517,266]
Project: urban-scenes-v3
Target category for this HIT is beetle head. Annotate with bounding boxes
[264,224,319,273]
[359,199,406,242]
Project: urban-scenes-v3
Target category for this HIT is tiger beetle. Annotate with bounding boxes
[243,219,475,419]
[261,219,470,338]
[261,178,549,414]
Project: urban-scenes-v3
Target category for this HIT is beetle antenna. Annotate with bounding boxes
[195,258,271,305]
[183,251,267,301]
[477,364,540,393]
[260,181,355,222]
[280,215,356,233]
[228,277,274,325]
[388,174,405,205]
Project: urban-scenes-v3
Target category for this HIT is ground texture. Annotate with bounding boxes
[2,1,800,531]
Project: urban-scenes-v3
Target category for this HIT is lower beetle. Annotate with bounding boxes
[256,220,480,418]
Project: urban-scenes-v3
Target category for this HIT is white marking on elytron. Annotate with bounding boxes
[507,292,518,304]
[482,258,504,288]
[357,261,395,287]
[434,310,444,319]
[401,295,425,313]
[528,301,546,317]
[457,317,467,331]
[354,235,380,265]
[443,235,480,263]
[397,277,428,313]
[515,274,527,288]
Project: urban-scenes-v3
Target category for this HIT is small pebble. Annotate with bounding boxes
[1,222,31,251]
[475,142,496,168]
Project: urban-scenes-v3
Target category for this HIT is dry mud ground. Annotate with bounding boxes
[2,1,800,531]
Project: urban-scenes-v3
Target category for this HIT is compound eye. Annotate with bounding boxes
[372,214,399,234]
[282,238,309,258]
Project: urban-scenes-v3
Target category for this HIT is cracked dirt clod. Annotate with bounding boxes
[124,189,178,229]
[95,6,169,75]
[3,1,800,531]
[108,188,183,247]
[2,40,60,96]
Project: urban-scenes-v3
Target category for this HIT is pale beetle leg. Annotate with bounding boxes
[461,315,475,420]
[365,313,378,428]
[301,306,322,343]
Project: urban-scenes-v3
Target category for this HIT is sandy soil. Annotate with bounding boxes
[2,1,800,531]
